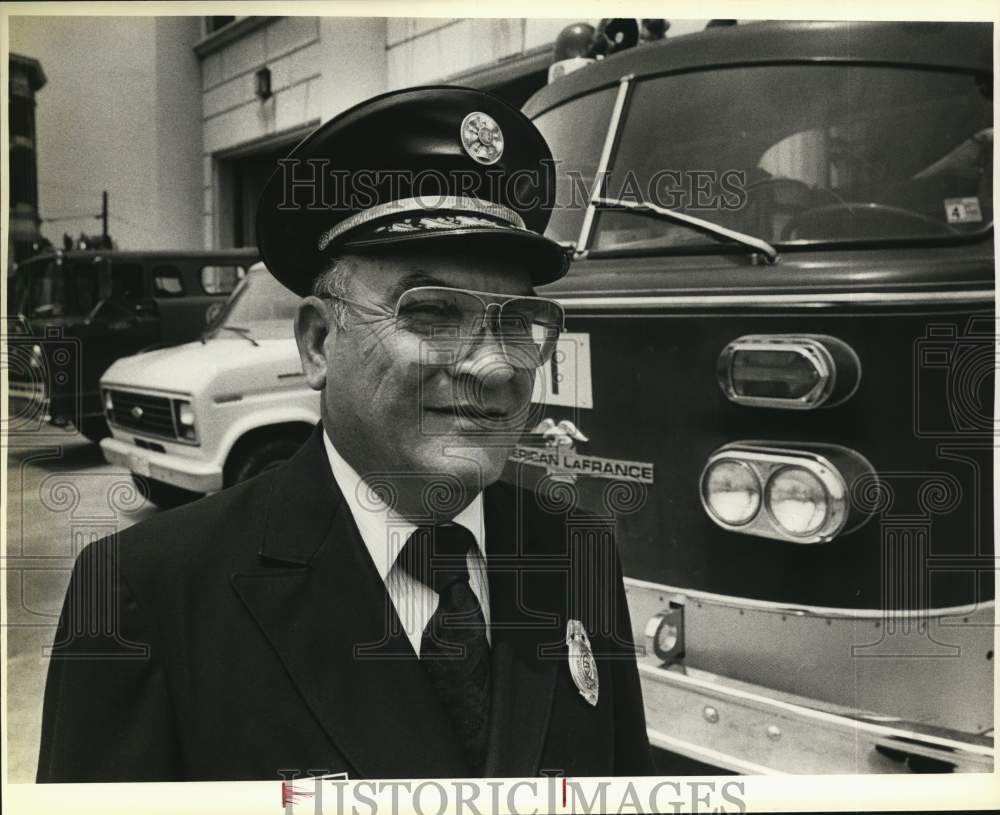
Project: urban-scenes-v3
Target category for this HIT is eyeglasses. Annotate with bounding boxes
[324,285,565,369]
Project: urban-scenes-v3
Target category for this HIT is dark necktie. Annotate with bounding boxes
[398,523,491,774]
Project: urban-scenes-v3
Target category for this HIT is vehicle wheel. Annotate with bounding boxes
[132,473,202,509]
[77,416,110,444]
[226,437,302,486]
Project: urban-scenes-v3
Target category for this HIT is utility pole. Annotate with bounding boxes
[100,190,108,246]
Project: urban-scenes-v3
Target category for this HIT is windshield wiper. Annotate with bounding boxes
[594,196,778,264]
[220,325,260,347]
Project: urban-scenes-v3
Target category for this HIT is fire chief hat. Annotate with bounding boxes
[255,85,570,297]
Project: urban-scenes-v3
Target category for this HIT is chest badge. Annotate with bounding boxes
[566,619,599,706]
[460,111,504,165]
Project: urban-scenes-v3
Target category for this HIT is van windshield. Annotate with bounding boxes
[544,64,993,254]
[15,255,155,319]
[206,270,300,341]
[17,257,105,318]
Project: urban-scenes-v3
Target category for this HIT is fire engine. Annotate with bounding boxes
[517,20,994,773]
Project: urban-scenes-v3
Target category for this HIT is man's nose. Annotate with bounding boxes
[452,323,516,386]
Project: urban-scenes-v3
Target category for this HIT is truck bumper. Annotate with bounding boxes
[626,579,994,774]
[101,437,223,493]
[640,661,993,774]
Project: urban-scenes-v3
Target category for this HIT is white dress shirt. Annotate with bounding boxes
[323,430,491,656]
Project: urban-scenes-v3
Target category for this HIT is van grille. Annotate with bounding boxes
[107,390,177,440]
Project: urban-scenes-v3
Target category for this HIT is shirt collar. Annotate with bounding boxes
[322,428,485,582]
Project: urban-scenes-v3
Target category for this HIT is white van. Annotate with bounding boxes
[99,263,319,507]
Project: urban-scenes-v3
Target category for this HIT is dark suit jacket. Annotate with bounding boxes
[37,425,653,781]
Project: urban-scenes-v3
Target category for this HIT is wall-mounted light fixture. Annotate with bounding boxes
[255,67,272,101]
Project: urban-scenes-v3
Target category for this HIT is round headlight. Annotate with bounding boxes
[766,466,829,536]
[702,459,761,526]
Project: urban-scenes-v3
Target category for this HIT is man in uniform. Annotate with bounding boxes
[37,87,654,781]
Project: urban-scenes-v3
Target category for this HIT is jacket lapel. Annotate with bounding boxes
[231,425,471,778]
[481,481,565,778]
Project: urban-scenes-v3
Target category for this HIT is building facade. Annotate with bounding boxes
[8,16,205,255]
[7,53,46,269]
[10,15,706,254]
[194,16,571,250]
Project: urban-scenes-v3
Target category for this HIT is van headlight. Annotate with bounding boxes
[173,399,198,442]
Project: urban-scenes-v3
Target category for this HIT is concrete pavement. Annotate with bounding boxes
[5,431,156,782]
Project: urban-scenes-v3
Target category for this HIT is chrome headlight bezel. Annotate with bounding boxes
[701,458,762,527]
[716,334,862,410]
[700,443,873,544]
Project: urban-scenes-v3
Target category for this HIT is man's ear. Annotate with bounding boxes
[294,296,335,391]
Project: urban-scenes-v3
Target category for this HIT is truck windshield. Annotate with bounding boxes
[542,64,993,254]
[206,269,300,341]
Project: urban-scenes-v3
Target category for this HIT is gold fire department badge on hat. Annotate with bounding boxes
[566,619,599,706]
[461,111,504,165]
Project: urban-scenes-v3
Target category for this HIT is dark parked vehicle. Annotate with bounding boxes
[8,248,259,442]
[516,20,994,773]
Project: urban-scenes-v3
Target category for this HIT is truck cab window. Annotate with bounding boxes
[532,86,616,247]
[590,65,993,255]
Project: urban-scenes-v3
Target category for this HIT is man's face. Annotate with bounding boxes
[301,249,540,495]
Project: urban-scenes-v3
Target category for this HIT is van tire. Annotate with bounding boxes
[133,474,202,509]
[226,437,303,486]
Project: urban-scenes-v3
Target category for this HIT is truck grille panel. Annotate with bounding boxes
[108,391,176,439]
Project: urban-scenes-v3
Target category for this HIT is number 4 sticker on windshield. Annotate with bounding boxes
[944,197,983,224]
[532,332,593,409]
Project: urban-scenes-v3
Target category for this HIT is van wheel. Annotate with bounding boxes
[226,437,302,486]
[77,417,110,444]
[132,474,202,509]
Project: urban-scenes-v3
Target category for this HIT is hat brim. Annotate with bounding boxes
[344,227,569,285]
[256,86,568,297]
[275,227,568,297]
